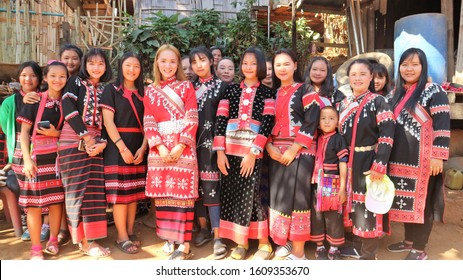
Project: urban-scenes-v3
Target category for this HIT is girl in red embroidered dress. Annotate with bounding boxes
[144,44,199,260]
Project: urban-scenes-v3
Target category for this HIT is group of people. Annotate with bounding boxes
[0,42,449,261]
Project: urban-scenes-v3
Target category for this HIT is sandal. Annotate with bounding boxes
[57,229,71,246]
[231,245,248,260]
[30,248,44,260]
[115,240,139,254]
[44,240,59,255]
[169,249,192,260]
[79,242,111,258]
[129,234,141,248]
[213,239,227,260]
[162,241,175,256]
[251,244,273,260]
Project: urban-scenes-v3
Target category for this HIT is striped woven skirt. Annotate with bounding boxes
[17,135,64,208]
[58,123,107,244]
[155,198,194,243]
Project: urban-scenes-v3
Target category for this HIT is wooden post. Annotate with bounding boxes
[110,0,116,59]
[442,0,455,82]
[367,5,375,52]
[455,0,463,83]
[291,0,296,53]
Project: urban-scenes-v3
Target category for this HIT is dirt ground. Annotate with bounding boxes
[0,188,462,261]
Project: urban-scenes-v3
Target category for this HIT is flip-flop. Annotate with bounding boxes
[230,245,247,260]
[213,239,227,260]
[115,240,139,254]
[169,249,193,260]
[44,240,59,255]
[79,242,111,258]
[252,244,273,260]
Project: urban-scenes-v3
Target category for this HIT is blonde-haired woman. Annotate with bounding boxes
[143,44,199,260]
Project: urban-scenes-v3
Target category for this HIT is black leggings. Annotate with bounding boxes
[403,176,437,251]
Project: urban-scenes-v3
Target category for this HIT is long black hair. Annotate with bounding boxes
[239,46,267,81]
[78,48,112,82]
[272,48,302,90]
[304,56,334,98]
[347,58,375,93]
[59,44,83,60]
[189,46,216,79]
[17,61,43,89]
[115,51,144,95]
[392,48,428,112]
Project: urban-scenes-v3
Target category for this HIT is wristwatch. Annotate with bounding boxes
[250,147,261,156]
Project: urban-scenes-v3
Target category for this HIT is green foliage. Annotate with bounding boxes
[187,9,222,48]
[119,3,321,80]
[120,11,190,79]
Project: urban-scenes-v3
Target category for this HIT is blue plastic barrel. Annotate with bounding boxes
[394,13,447,84]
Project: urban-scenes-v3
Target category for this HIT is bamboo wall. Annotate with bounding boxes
[0,0,68,65]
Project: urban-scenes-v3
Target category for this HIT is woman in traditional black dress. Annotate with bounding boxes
[59,48,112,257]
[213,47,275,260]
[101,52,147,254]
[338,59,395,260]
[387,48,450,260]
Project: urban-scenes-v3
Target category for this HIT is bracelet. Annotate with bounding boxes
[114,138,122,145]
[120,147,128,153]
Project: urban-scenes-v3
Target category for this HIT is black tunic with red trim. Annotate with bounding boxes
[16,96,64,208]
[338,92,395,238]
[388,83,450,224]
[100,84,146,205]
[193,75,227,206]
[213,81,275,245]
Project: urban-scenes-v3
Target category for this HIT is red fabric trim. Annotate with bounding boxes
[376,111,395,124]
[371,161,387,174]
[263,99,275,115]
[117,127,143,133]
[217,100,230,117]
[378,137,394,146]
[252,134,268,151]
[432,146,449,160]
[212,136,225,151]
[430,105,450,115]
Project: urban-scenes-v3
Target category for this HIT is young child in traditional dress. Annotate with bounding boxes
[311,106,348,260]
[17,61,68,259]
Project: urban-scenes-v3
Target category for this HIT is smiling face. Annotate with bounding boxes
[374,74,387,92]
[274,53,297,86]
[217,59,235,83]
[45,64,68,94]
[60,49,81,75]
[241,53,258,81]
[348,62,373,96]
[191,53,213,79]
[19,66,39,93]
[399,54,422,87]
[319,107,338,134]
[157,49,178,81]
[86,55,106,82]
[309,59,328,88]
[122,56,141,84]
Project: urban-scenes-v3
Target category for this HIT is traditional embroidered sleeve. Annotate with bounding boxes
[296,91,323,148]
[100,84,116,113]
[429,84,450,160]
[335,133,349,162]
[371,96,395,174]
[62,76,88,137]
[213,87,231,151]
[179,82,199,148]
[251,88,275,152]
[16,103,38,126]
[143,86,163,148]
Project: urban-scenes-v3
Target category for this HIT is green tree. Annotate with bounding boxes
[187,9,222,48]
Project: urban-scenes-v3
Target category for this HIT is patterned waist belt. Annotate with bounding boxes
[352,144,376,152]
